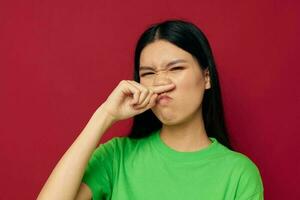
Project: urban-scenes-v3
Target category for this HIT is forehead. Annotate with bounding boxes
[140,40,194,67]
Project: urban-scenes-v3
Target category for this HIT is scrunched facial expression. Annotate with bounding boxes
[139,40,211,125]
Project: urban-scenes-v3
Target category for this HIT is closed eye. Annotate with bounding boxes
[140,67,184,77]
[171,66,184,70]
[140,72,154,76]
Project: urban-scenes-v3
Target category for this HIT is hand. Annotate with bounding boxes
[100,80,175,122]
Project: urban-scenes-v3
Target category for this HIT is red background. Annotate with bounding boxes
[1,0,299,199]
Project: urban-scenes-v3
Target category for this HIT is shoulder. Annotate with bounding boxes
[97,135,136,149]
[222,149,264,198]
[99,135,142,154]
[225,149,260,169]
[105,136,139,147]
[230,150,262,180]
[215,143,262,174]
[218,146,263,181]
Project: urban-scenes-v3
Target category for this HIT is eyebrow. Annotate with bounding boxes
[139,59,187,71]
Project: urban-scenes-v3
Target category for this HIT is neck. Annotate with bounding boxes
[160,110,212,152]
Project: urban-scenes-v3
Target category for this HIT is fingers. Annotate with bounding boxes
[126,80,153,105]
[133,90,157,109]
[128,80,175,95]
[120,80,141,105]
[124,80,175,107]
[133,92,158,110]
[150,83,175,94]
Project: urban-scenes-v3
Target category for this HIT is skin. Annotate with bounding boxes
[139,39,212,152]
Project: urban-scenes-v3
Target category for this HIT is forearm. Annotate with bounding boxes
[37,104,115,200]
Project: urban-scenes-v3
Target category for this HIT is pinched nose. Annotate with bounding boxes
[151,83,175,94]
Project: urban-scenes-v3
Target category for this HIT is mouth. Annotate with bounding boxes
[156,93,172,104]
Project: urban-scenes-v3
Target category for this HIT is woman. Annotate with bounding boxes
[37,19,264,200]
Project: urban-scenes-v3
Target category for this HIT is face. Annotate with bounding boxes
[139,40,211,125]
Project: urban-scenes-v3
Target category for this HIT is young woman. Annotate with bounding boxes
[37,19,264,200]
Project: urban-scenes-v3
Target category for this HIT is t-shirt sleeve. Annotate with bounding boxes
[234,155,264,200]
[81,137,117,200]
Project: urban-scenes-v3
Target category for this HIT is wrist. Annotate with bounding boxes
[95,103,117,125]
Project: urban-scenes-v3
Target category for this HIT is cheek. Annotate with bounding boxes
[175,72,205,109]
[139,79,149,86]
[176,71,203,95]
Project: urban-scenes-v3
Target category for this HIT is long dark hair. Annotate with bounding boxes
[126,19,233,150]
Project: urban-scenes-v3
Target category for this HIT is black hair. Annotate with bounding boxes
[126,19,233,150]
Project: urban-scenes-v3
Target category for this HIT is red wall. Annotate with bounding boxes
[1,0,299,199]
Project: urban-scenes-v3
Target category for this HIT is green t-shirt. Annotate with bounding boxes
[82,129,264,200]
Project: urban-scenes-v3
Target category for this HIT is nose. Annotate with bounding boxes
[152,71,174,91]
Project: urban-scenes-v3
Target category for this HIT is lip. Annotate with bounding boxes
[156,93,172,104]
[157,93,172,101]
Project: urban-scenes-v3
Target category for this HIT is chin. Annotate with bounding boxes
[159,119,178,126]
[152,106,200,127]
[152,109,182,126]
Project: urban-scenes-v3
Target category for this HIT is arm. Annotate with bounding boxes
[37,80,172,199]
[37,104,116,200]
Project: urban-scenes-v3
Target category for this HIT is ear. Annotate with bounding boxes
[204,68,211,89]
